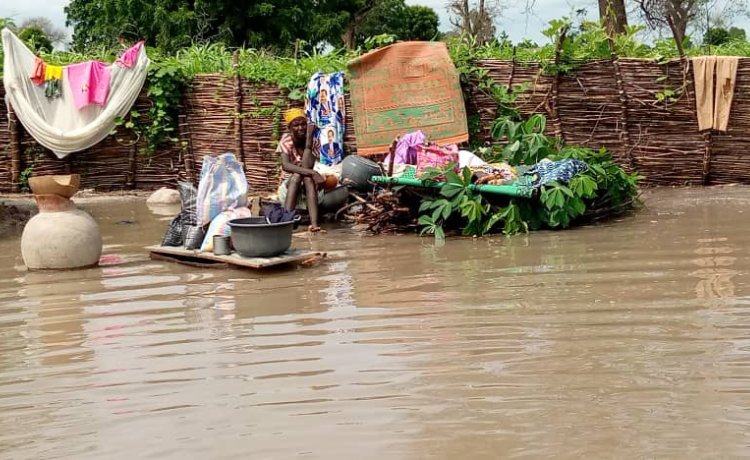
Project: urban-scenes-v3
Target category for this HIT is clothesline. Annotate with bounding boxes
[2,28,150,158]
[27,41,144,109]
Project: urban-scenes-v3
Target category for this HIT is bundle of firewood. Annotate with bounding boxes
[337,190,418,234]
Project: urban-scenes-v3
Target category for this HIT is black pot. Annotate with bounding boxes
[341,155,382,192]
[228,217,293,258]
[319,185,350,211]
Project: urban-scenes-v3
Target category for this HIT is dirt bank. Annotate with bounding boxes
[0,202,33,234]
[0,191,154,236]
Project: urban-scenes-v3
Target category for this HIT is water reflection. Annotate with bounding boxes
[691,237,738,301]
[1,188,750,458]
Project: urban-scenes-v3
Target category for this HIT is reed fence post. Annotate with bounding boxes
[178,111,196,183]
[507,46,517,89]
[232,50,246,166]
[550,27,568,141]
[702,131,712,184]
[667,16,703,183]
[63,154,72,174]
[126,144,137,189]
[607,37,635,169]
[8,103,22,193]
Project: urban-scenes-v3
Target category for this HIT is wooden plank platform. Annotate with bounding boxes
[146,245,325,269]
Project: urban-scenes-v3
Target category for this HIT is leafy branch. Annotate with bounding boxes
[417,114,641,239]
[114,62,189,155]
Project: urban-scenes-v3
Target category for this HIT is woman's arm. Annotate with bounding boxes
[300,124,324,186]
[280,152,316,177]
[301,123,316,169]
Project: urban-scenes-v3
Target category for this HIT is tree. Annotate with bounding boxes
[65,0,415,52]
[357,0,439,44]
[728,26,747,41]
[703,25,747,45]
[401,5,440,41]
[448,0,501,44]
[703,26,730,45]
[694,0,750,39]
[634,0,697,47]
[635,0,749,48]
[19,17,67,46]
[597,0,628,35]
[345,1,376,49]
[66,0,202,51]
[18,26,53,53]
[66,0,340,52]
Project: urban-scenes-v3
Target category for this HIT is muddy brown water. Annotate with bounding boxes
[2,188,750,459]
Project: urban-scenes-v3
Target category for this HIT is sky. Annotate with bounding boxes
[409,0,599,43]
[2,0,749,48]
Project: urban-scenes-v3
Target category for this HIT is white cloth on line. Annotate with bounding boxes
[2,28,150,159]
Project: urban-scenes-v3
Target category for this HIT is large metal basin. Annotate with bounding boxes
[228,217,293,258]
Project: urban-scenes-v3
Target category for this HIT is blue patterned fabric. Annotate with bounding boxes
[305,71,345,166]
[524,159,588,187]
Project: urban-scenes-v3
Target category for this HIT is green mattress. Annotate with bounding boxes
[371,166,536,199]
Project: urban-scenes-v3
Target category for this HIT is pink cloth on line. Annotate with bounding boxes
[115,41,144,68]
[66,60,112,110]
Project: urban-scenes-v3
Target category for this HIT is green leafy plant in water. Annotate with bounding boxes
[418,163,492,238]
[417,162,525,238]
[418,213,445,240]
[417,114,641,239]
[521,144,641,230]
[487,114,559,164]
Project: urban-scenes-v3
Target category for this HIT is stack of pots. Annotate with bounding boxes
[21,174,102,270]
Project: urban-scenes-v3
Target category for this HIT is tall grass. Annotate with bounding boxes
[159,43,353,89]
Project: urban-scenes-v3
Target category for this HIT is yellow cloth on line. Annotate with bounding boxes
[692,56,715,132]
[44,64,63,81]
[692,56,738,132]
[714,57,739,132]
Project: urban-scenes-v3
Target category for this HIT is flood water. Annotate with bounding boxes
[1,187,750,459]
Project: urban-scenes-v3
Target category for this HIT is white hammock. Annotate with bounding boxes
[2,28,150,159]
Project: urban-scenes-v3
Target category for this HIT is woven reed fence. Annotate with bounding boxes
[469,57,750,186]
[1,56,749,194]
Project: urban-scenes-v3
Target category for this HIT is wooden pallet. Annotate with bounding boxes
[146,245,325,269]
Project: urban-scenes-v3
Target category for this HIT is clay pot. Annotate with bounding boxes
[28,174,80,199]
[21,209,102,270]
[21,174,102,270]
[34,194,76,212]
